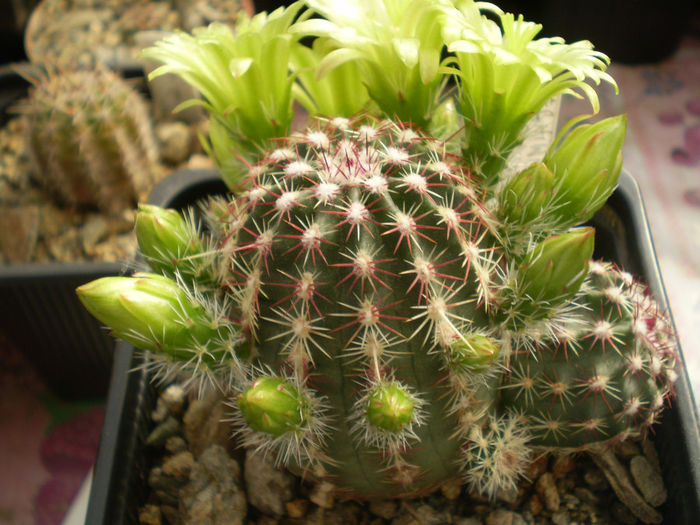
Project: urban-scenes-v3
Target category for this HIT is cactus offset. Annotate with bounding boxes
[18,66,160,215]
[499,261,678,450]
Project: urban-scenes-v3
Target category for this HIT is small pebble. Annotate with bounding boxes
[369,499,399,519]
[145,416,180,447]
[583,467,609,491]
[164,436,187,454]
[309,481,336,509]
[630,455,668,507]
[484,509,527,525]
[527,493,543,515]
[573,487,600,506]
[285,499,308,518]
[161,451,194,482]
[244,451,294,516]
[535,473,560,513]
[455,518,482,525]
[551,454,576,478]
[138,504,162,525]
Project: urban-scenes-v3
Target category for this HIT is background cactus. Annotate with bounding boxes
[17,66,160,215]
[78,116,677,499]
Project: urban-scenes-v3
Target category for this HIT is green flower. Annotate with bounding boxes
[141,2,310,188]
[443,0,617,185]
[291,37,372,118]
[293,0,452,129]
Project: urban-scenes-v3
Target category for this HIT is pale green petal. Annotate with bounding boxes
[393,37,420,68]
[230,57,253,78]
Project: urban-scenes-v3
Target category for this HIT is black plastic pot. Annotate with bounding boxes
[86,170,700,523]
[0,66,151,399]
[0,261,125,397]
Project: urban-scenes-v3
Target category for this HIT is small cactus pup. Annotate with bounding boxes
[498,261,678,452]
[78,116,678,500]
[16,66,160,216]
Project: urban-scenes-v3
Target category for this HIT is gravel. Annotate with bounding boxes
[132,385,673,525]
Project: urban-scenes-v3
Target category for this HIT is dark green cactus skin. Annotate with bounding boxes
[222,118,499,496]
[19,67,160,215]
[499,261,677,450]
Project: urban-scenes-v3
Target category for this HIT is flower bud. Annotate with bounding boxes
[76,273,223,360]
[498,163,555,225]
[366,382,416,433]
[518,227,595,306]
[447,334,500,374]
[135,204,207,281]
[237,376,309,436]
[545,115,626,226]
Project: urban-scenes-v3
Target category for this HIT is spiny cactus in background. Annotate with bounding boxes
[17,66,160,215]
[78,116,677,499]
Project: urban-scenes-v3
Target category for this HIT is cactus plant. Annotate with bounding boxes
[17,66,160,215]
[76,0,678,503]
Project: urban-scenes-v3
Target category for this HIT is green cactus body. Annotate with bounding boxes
[19,67,160,215]
[77,117,678,500]
[223,118,502,496]
[499,261,678,450]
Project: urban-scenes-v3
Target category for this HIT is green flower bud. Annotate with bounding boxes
[135,204,208,283]
[366,382,415,433]
[498,163,555,225]
[76,273,223,361]
[518,227,595,306]
[545,115,626,226]
[448,334,500,374]
[237,376,309,437]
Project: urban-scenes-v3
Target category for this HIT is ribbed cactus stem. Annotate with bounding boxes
[499,262,677,450]
[19,66,159,215]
